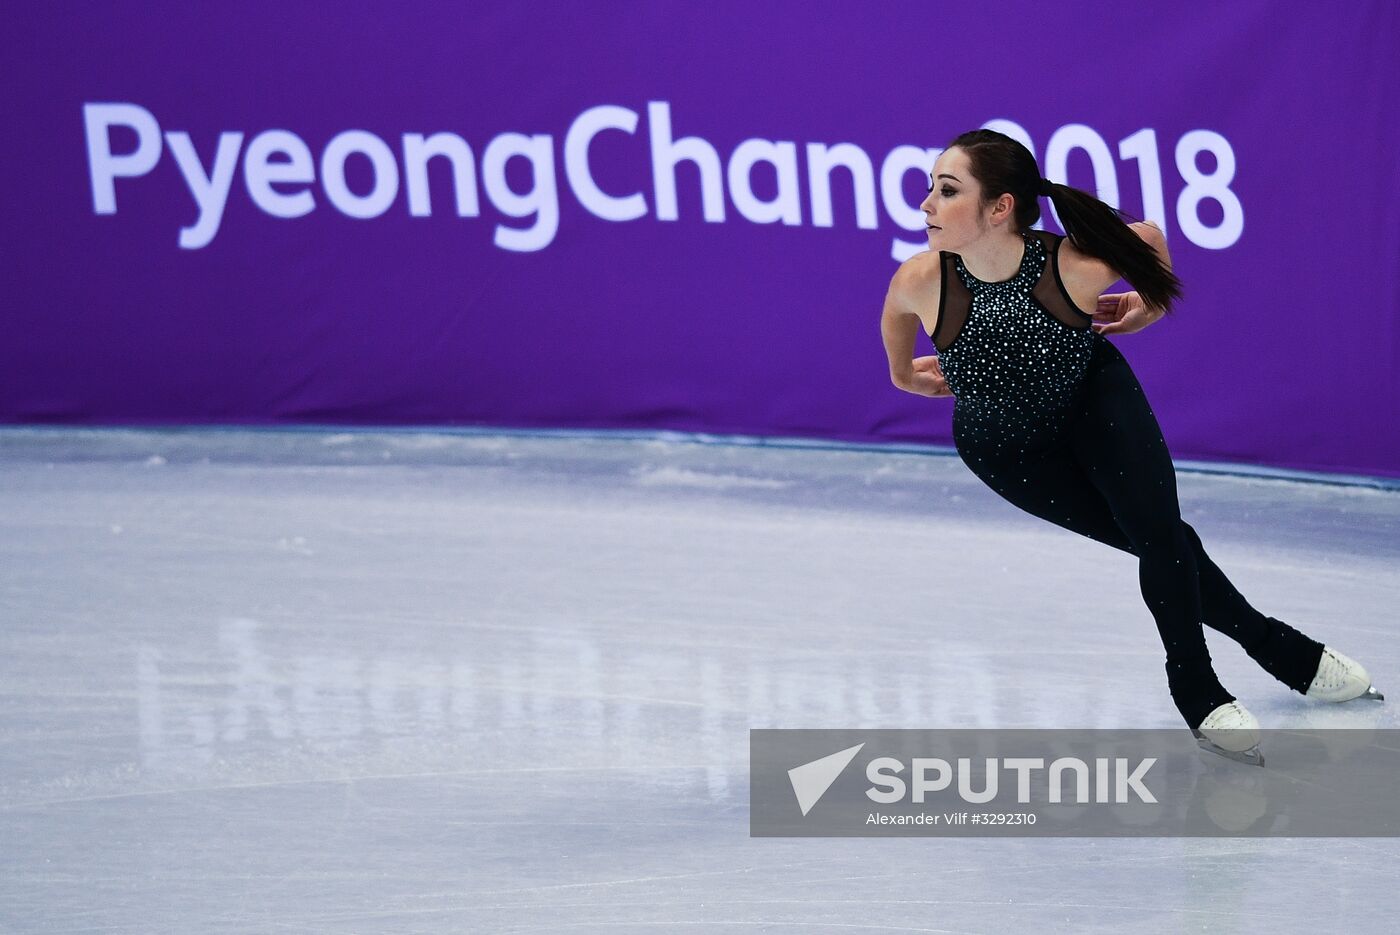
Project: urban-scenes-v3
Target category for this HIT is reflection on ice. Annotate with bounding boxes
[133,616,1025,800]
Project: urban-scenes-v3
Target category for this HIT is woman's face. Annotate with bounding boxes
[920,147,987,250]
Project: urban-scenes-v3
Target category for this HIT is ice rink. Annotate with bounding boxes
[3,427,1398,933]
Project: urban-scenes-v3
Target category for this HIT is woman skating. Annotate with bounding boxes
[880,129,1382,765]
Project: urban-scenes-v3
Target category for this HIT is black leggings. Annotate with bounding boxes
[953,335,1324,728]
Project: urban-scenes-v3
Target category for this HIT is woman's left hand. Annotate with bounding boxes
[1093,291,1164,335]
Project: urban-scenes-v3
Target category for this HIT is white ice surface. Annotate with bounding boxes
[2,427,1398,934]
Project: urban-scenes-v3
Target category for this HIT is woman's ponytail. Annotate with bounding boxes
[1042,181,1183,315]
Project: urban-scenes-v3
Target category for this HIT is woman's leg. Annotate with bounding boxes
[962,439,1320,693]
[1177,521,1323,693]
[1065,338,1323,703]
[958,428,1234,728]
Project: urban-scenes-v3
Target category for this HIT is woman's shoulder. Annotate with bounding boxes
[886,250,945,336]
[891,248,943,298]
[1052,231,1120,293]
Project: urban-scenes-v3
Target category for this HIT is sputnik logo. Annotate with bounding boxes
[787,743,865,816]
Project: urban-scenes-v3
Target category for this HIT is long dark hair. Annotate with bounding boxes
[945,129,1183,315]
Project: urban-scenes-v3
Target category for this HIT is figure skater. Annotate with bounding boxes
[880,128,1382,765]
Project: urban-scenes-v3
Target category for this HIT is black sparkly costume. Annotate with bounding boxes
[931,228,1324,729]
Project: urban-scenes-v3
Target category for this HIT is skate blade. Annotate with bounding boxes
[1191,730,1265,767]
[1362,685,1385,701]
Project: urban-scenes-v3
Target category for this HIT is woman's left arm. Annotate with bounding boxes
[1092,222,1172,336]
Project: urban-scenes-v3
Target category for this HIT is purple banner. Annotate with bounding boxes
[4,1,1399,478]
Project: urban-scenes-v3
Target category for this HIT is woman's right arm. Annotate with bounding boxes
[881,258,951,397]
[881,263,922,390]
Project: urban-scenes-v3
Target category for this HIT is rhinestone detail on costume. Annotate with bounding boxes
[939,231,1097,448]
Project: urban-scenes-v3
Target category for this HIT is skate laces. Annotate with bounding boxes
[1309,648,1362,695]
[1199,701,1258,732]
[1304,647,1375,702]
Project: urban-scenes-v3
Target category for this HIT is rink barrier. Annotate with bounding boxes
[2,423,1398,492]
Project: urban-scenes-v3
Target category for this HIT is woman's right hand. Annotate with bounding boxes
[903,355,953,397]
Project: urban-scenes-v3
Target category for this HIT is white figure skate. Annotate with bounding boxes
[1192,700,1264,767]
[1305,647,1384,702]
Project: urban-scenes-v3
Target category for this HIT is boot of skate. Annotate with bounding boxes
[1167,653,1265,766]
[1192,700,1264,767]
[1305,646,1384,702]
